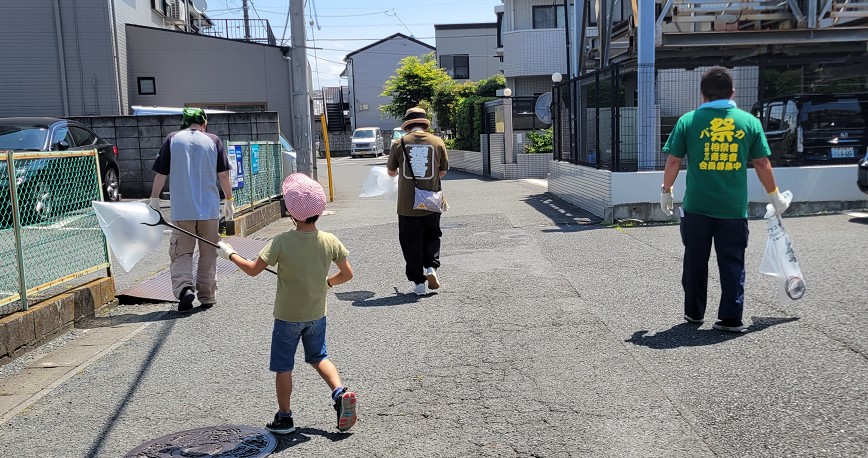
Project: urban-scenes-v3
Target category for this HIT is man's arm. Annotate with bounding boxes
[751,157,778,193]
[218,171,233,199]
[150,173,167,198]
[662,155,682,190]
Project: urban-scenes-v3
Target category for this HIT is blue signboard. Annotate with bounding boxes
[251,144,260,175]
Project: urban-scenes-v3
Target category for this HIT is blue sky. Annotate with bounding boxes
[206,0,501,89]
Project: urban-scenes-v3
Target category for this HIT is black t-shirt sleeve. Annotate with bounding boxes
[214,135,230,173]
[152,132,175,175]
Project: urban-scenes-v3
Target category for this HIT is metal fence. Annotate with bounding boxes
[225,141,283,213]
[553,59,868,171]
[1,150,110,314]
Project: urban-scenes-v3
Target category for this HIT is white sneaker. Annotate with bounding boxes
[413,282,428,296]
[425,267,440,290]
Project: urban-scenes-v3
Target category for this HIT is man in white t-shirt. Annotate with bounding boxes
[149,108,233,312]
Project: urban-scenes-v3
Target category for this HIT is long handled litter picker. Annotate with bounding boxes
[142,207,278,275]
[92,201,276,275]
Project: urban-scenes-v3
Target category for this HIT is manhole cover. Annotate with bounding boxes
[124,425,277,458]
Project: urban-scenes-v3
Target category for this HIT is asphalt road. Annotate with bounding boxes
[1,155,866,457]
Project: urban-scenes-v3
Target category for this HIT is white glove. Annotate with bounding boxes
[765,188,792,218]
[660,192,674,216]
[217,241,236,260]
[148,197,161,210]
[222,199,234,221]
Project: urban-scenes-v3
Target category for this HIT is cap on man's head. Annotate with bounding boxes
[282,173,326,221]
[401,106,431,131]
[181,107,207,128]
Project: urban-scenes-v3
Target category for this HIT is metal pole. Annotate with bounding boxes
[320,114,335,202]
[92,150,113,278]
[637,0,657,170]
[290,0,314,177]
[6,151,29,311]
[53,0,70,116]
[242,0,251,41]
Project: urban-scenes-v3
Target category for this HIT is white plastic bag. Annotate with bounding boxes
[359,166,398,201]
[92,201,165,272]
[759,192,805,302]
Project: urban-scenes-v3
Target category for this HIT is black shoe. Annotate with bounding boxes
[200,303,214,309]
[178,288,195,312]
[333,388,357,432]
[712,320,747,333]
[683,314,704,324]
[265,413,296,434]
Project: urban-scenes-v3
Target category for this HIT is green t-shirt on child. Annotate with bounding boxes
[663,107,770,219]
[258,230,349,323]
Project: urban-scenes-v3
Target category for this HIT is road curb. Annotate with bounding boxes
[0,277,115,365]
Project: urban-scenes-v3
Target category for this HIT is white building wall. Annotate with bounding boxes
[125,25,293,135]
[348,37,435,130]
[435,25,500,82]
[113,0,169,114]
[0,0,118,117]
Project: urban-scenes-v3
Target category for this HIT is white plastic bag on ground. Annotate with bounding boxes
[92,201,165,272]
[759,191,805,302]
[359,166,398,201]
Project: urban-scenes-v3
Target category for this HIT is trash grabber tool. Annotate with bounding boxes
[143,206,278,275]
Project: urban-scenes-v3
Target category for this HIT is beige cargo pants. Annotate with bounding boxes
[170,219,219,304]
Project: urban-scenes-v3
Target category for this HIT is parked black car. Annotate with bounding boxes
[751,93,868,166]
[858,154,868,194]
[0,117,120,225]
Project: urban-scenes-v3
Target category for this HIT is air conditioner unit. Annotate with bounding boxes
[165,0,186,25]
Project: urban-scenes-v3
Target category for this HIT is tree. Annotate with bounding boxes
[380,52,452,121]
[474,74,506,97]
[432,80,476,133]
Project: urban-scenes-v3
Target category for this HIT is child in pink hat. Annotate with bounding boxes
[217,173,357,434]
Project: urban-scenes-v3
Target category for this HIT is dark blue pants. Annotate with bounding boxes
[398,213,441,284]
[680,211,749,323]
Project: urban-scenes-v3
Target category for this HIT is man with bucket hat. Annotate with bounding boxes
[217,173,358,434]
[387,106,449,296]
[149,107,233,312]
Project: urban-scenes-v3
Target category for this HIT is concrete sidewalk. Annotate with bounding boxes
[1,157,866,457]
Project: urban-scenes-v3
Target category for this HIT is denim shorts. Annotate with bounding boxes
[270,316,328,372]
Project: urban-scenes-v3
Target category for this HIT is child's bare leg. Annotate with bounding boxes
[310,359,342,391]
[275,371,293,413]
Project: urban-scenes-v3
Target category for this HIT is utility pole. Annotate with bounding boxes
[290,0,314,176]
[242,0,251,41]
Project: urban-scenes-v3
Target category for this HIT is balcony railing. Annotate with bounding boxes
[200,18,277,46]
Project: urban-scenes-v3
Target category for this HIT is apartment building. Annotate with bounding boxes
[434,23,501,82]
[344,33,435,130]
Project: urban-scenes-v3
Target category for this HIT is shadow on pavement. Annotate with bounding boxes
[626,316,800,349]
[521,193,605,232]
[272,427,350,452]
[76,308,205,329]
[335,290,422,307]
[84,319,177,457]
[848,217,868,225]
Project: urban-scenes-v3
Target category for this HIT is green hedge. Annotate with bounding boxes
[455,96,495,151]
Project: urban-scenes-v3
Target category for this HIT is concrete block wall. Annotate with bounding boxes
[548,161,611,218]
[70,112,280,198]
[516,154,550,179]
[448,150,484,176]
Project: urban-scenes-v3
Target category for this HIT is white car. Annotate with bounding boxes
[351,127,384,157]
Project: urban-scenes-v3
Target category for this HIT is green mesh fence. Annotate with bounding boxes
[227,141,283,212]
[0,150,110,313]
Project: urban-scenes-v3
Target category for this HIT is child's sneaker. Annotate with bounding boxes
[333,388,357,432]
[265,412,296,434]
[425,267,440,290]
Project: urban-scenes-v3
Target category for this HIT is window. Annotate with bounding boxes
[138,77,156,95]
[69,126,96,147]
[496,12,503,48]
[440,55,469,80]
[50,126,74,151]
[765,102,784,131]
[533,5,566,29]
[151,0,167,14]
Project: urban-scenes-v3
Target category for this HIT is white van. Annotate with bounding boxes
[351,127,384,157]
